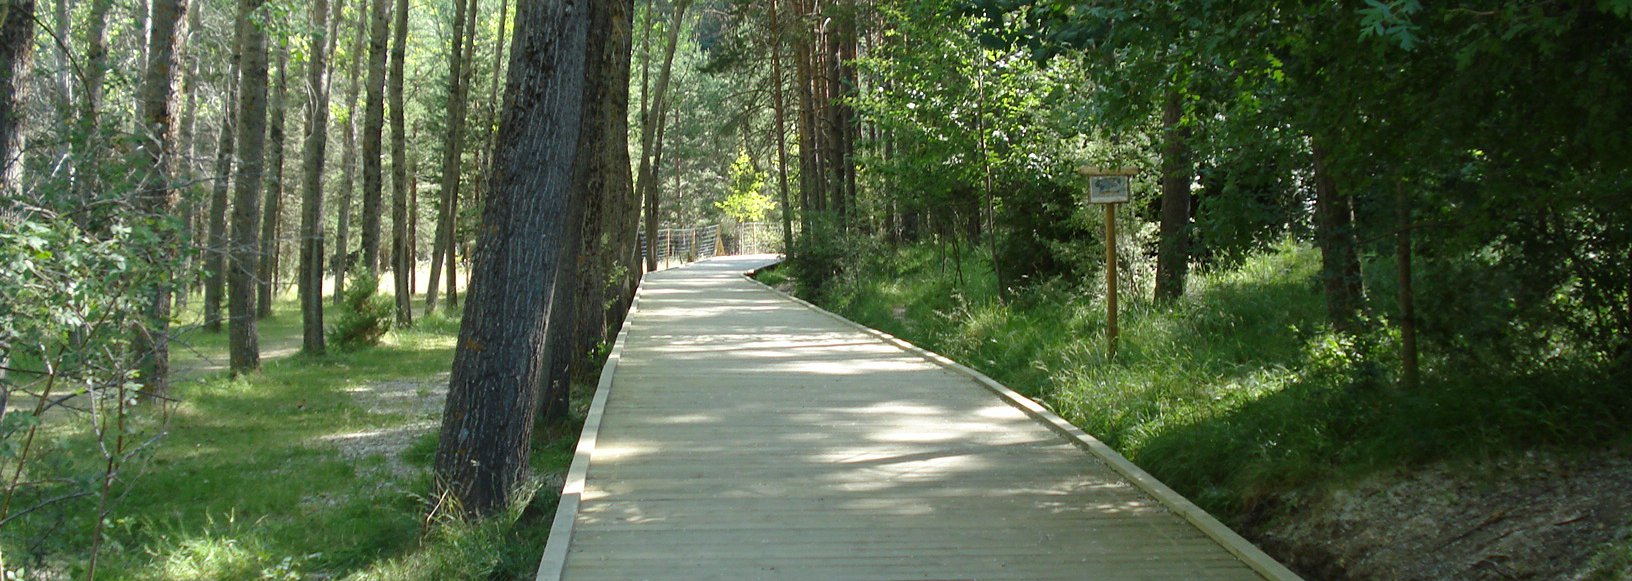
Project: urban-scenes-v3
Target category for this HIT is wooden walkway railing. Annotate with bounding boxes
[538,255,1301,580]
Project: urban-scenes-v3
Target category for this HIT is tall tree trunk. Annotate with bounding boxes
[433,0,590,516]
[73,0,112,204]
[358,0,388,276]
[204,61,239,332]
[974,52,1001,297]
[768,0,793,255]
[132,0,189,397]
[0,0,35,197]
[821,15,843,219]
[1396,181,1417,388]
[1312,138,1364,332]
[599,0,636,349]
[387,0,410,324]
[299,0,335,355]
[333,0,366,306]
[445,0,478,311]
[174,0,201,312]
[425,0,473,315]
[791,0,816,232]
[1154,88,1192,303]
[257,43,288,318]
[637,0,688,272]
[548,0,633,423]
[228,0,270,375]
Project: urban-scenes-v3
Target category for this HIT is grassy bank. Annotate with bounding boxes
[2,295,577,580]
[777,241,1632,519]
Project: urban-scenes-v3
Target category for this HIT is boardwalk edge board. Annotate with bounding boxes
[741,262,1303,581]
[536,280,644,581]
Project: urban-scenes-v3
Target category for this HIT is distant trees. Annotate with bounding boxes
[425,0,476,316]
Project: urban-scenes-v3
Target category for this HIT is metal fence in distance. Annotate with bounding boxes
[637,222,786,269]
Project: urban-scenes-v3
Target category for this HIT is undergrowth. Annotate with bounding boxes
[774,240,1632,520]
[1,292,582,580]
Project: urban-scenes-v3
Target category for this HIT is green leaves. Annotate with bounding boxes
[715,151,774,223]
[1359,0,1423,50]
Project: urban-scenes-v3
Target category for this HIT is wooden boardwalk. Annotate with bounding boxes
[540,256,1299,581]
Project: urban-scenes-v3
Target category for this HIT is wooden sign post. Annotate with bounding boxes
[1079,166,1135,360]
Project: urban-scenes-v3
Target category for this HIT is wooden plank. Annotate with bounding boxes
[535,279,645,581]
[539,256,1297,581]
[747,267,1304,581]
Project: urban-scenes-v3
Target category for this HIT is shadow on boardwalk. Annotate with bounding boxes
[544,255,1296,581]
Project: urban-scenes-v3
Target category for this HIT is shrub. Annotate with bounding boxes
[328,272,394,350]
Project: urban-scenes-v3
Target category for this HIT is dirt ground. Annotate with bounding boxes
[1256,449,1632,580]
[322,372,449,481]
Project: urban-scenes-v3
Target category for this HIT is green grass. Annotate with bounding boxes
[781,240,1632,521]
[2,290,581,580]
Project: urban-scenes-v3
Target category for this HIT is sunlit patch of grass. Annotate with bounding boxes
[805,240,1632,521]
[4,289,584,579]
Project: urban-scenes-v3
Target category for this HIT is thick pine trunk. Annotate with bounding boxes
[257,45,288,318]
[433,0,590,516]
[132,0,189,397]
[547,0,633,423]
[359,0,388,276]
[1312,138,1364,332]
[1154,88,1192,303]
[299,0,335,355]
[599,0,636,349]
[228,0,270,375]
[388,0,410,324]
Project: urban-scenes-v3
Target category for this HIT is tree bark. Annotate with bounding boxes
[768,0,794,255]
[425,0,473,316]
[1154,88,1192,303]
[0,0,36,197]
[1396,181,1417,388]
[257,43,288,318]
[359,0,388,276]
[791,0,816,232]
[132,0,189,397]
[548,0,633,423]
[174,0,201,313]
[1312,137,1364,332]
[434,0,590,516]
[333,0,366,306]
[228,0,270,375]
[388,0,410,324]
[299,0,335,355]
[446,0,478,311]
[637,0,688,272]
[72,0,112,204]
[204,39,241,332]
